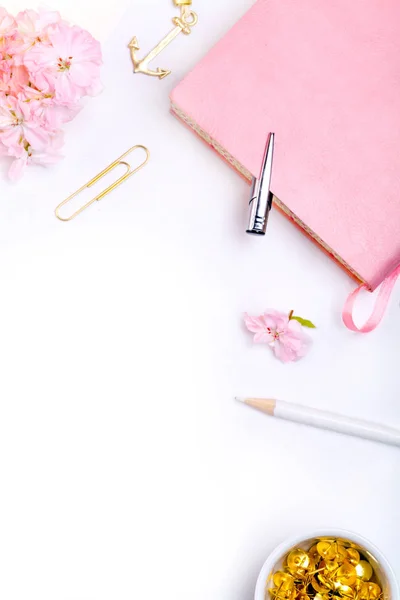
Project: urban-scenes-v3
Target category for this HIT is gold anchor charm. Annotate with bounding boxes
[128,4,198,80]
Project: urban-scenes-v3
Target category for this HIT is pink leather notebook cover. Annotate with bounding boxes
[170,0,400,290]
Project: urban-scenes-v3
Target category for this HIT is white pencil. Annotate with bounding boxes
[235,397,400,447]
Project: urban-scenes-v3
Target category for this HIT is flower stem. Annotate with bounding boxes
[288,310,294,320]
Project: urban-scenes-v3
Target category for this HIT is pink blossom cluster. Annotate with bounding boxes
[244,310,313,363]
[0,8,102,180]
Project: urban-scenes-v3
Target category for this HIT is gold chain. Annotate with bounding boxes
[128,0,198,80]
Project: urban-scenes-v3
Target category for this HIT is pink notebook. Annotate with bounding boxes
[171,0,400,328]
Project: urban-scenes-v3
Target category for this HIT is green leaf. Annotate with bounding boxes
[290,315,316,328]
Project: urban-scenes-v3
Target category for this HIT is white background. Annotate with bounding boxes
[0,1,399,599]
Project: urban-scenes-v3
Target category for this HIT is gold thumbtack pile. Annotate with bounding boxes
[268,540,382,600]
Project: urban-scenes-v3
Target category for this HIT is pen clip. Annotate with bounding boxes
[246,132,275,236]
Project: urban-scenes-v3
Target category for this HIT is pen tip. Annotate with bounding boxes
[235,396,246,403]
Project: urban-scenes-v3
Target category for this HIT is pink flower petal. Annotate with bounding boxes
[24,125,50,149]
[55,73,77,103]
[1,127,21,147]
[273,340,293,363]
[70,61,95,87]
[287,319,303,333]
[261,314,279,329]
[244,314,266,333]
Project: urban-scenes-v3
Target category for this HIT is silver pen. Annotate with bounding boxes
[246,132,275,235]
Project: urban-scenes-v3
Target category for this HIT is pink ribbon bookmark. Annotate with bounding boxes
[343,265,400,333]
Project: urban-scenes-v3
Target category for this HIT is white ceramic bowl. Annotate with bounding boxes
[255,530,398,600]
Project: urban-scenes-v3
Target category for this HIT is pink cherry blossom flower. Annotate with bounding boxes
[0,65,30,95]
[24,23,102,104]
[0,95,51,149]
[16,8,61,44]
[0,10,101,179]
[42,101,82,128]
[244,310,313,363]
[12,9,62,62]
[7,130,64,181]
[19,85,81,128]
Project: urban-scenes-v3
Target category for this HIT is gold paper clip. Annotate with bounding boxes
[55,145,150,222]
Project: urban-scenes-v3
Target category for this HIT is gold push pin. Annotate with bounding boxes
[271,586,296,600]
[336,545,349,563]
[273,572,295,590]
[335,563,357,587]
[317,571,336,591]
[337,584,356,598]
[346,548,361,566]
[317,541,347,562]
[322,560,340,574]
[359,582,382,600]
[337,546,350,563]
[355,561,373,582]
[55,146,150,222]
[354,578,364,592]
[286,549,311,575]
[309,544,320,560]
[317,541,338,561]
